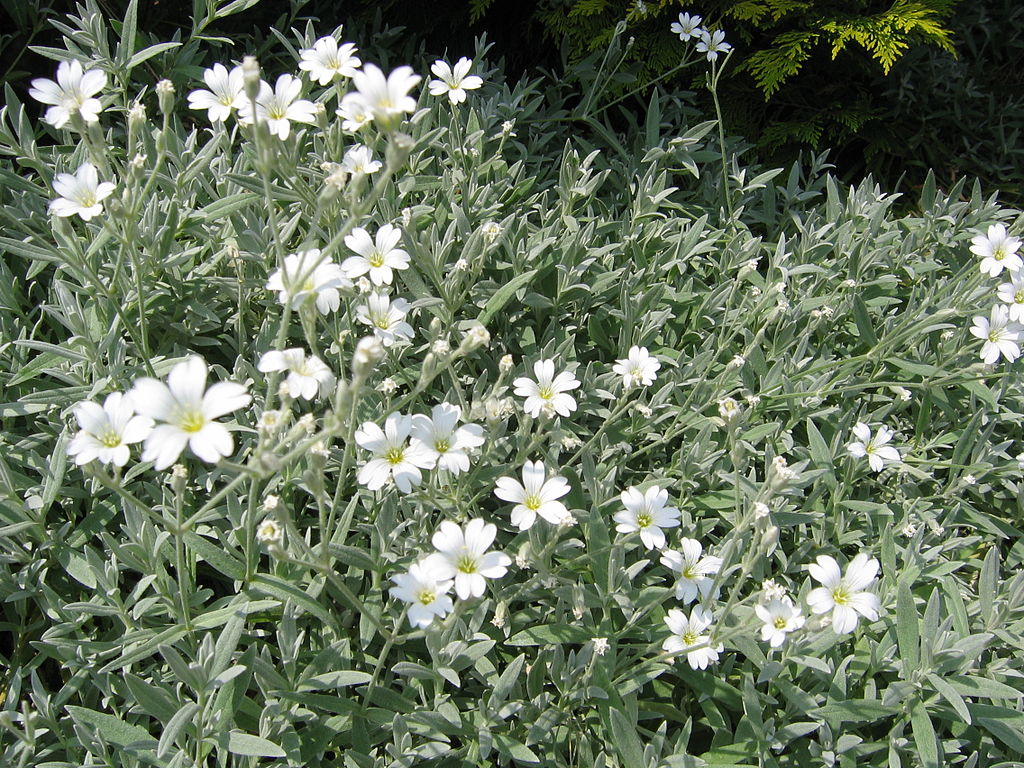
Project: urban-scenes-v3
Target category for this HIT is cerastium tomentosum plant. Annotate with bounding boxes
[0,3,1022,767]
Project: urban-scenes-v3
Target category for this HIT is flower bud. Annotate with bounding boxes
[242,56,261,103]
[156,79,175,116]
[352,336,384,376]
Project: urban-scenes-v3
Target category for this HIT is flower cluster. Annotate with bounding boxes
[970,224,1024,364]
[670,12,733,62]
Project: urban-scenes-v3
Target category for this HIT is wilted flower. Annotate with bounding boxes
[49,163,116,221]
[355,292,414,346]
[355,412,434,493]
[266,249,350,315]
[257,348,335,400]
[662,607,722,669]
[67,392,153,467]
[613,485,680,549]
[514,359,580,417]
[661,539,722,604]
[755,597,805,648]
[971,223,1022,277]
[970,305,1022,364]
[30,59,106,128]
[389,558,454,628]
[238,74,317,140]
[807,553,881,635]
[410,402,485,475]
[612,346,661,389]
[429,519,511,599]
[669,12,703,41]
[494,460,572,530]
[256,518,284,547]
[298,35,361,85]
[131,356,251,470]
[343,224,409,285]
[717,397,740,421]
[428,57,483,104]
[187,63,246,122]
[847,423,901,472]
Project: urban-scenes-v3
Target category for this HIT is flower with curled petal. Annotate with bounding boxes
[130,356,251,470]
[514,359,580,418]
[755,597,805,648]
[661,539,722,604]
[612,345,660,389]
[429,519,511,599]
[807,553,881,635]
[494,460,572,530]
[30,59,106,128]
[355,292,414,346]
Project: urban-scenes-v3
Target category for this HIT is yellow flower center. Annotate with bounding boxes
[368,251,385,268]
[537,386,554,400]
[1015,290,1024,304]
[636,512,652,528]
[682,630,698,646]
[375,316,391,330]
[682,565,697,579]
[988,329,1001,343]
[384,447,404,465]
[524,493,542,511]
[831,586,850,606]
[179,411,205,433]
[268,105,287,120]
[99,430,122,448]
[994,246,1006,261]
[434,438,450,453]
[456,554,476,574]
[773,616,788,629]
[416,588,435,605]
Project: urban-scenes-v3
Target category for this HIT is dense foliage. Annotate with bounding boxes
[1,2,1023,767]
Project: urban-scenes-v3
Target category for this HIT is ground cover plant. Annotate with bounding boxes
[2,1,1024,766]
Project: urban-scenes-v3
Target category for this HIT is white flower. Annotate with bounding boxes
[130,356,251,470]
[256,519,283,547]
[342,144,382,176]
[695,29,733,62]
[335,98,373,131]
[266,249,350,315]
[514,359,580,418]
[592,636,610,655]
[355,292,414,346]
[717,397,740,421]
[257,348,335,400]
[410,403,485,475]
[494,460,572,530]
[661,538,722,604]
[761,579,788,601]
[670,12,703,41]
[970,305,1023,364]
[997,271,1024,323]
[755,597,805,648]
[662,607,723,669]
[612,346,660,389]
[67,392,153,467]
[49,163,116,221]
[613,485,680,550]
[187,63,246,122]
[482,221,503,242]
[429,519,511,599]
[753,501,770,519]
[971,224,1022,277]
[343,224,409,285]
[807,553,881,635]
[847,423,901,473]
[298,35,361,85]
[29,59,106,128]
[428,57,483,104]
[355,412,433,493]
[343,64,421,127]
[238,74,317,140]
[389,558,454,628]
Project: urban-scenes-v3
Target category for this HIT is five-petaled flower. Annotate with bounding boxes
[355,412,433,493]
[187,63,246,122]
[971,223,1022,277]
[755,597,805,648]
[696,29,733,62]
[257,348,335,400]
[612,345,660,389]
[298,35,361,85]
[670,12,703,41]
[429,519,511,599]
[342,64,421,129]
[355,292,415,346]
[49,163,116,221]
[389,558,454,628]
[494,460,572,530]
[239,74,317,140]
[847,422,901,472]
[428,57,484,104]
[130,356,251,470]
[68,392,153,467]
[613,485,680,550]
[267,249,350,315]
[971,304,1023,364]
[343,224,409,285]
[807,553,881,635]
[30,59,106,128]
[661,538,722,604]
[662,606,723,669]
[514,359,580,418]
[342,144,382,176]
[410,402,485,475]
